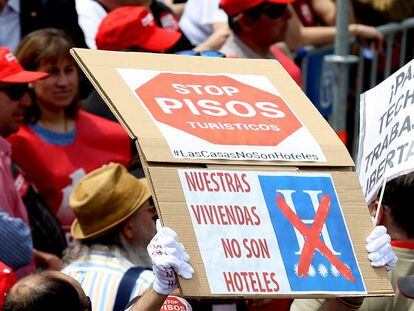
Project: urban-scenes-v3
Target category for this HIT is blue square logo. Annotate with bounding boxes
[258,174,365,293]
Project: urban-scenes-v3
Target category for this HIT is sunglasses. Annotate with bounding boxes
[247,3,288,20]
[0,84,29,101]
[265,4,288,19]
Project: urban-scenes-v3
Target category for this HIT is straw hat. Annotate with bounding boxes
[70,163,151,240]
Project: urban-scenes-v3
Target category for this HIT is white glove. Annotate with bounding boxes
[147,220,194,295]
[366,225,398,271]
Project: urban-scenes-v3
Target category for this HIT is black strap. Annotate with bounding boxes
[113,267,148,311]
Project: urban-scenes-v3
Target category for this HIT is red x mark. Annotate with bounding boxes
[275,193,355,282]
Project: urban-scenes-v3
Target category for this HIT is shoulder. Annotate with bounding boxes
[77,111,124,132]
[8,126,37,146]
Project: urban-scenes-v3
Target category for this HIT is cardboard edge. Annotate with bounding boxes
[71,48,135,139]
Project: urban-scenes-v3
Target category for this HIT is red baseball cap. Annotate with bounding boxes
[96,6,182,52]
[220,0,295,17]
[0,47,49,83]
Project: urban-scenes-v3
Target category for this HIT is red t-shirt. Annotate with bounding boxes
[8,111,131,232]
[0,262,16,308]
[270,46,303,87]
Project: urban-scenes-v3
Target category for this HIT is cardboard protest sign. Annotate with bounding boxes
[70,48,354,167]
[149,166,392,298]
[357,60,414,203]
[117,69,325,162]
[70,48,393,298]
[177,170,366,295]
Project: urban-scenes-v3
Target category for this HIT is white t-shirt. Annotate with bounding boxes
[179,0,227,45]
[75,0,107,49]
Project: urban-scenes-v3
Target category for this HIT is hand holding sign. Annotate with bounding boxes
[148,220,194,295]
[366,226,398,271]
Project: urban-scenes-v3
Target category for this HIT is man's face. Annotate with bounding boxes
[0,83,31,137]
[245,4,292,46]
[122,199,157,267]
[131,199,158,248]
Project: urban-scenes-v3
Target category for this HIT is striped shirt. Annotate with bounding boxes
[62,252,154,311]
[0,210,32,271]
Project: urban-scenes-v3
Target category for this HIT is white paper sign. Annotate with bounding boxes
[178,169,366,295]
[357,60,414,203]
[117,69,325,162]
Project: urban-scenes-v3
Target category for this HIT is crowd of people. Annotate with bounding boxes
[0,0,413,310]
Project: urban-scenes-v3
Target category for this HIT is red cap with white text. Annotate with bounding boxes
[0,47,48,83]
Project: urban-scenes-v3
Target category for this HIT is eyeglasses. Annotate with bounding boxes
[0,84,29,101]
[176,50,226,58]
[264,4,288,19]
[247,3,288,20]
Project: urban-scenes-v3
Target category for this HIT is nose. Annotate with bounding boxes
[19,92,32,108]
[55,71,70,86]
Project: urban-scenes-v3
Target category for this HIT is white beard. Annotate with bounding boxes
[120,236,152,268]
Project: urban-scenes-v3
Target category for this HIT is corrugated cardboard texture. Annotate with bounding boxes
[149,164,393,298]
[71,48,393,298]
[71,48,353,167]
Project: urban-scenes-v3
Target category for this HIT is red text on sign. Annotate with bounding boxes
[222,238,270,259]
[185,171,251,193]
[223,271,280,293]
[191,204,260,226]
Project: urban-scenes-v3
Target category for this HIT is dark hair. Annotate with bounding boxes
[382,172,414,237]
[15,28,80,124]
[3,272,85,311]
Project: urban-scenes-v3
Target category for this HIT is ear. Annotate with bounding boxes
[369,201,379,217]
[121,218,134,242]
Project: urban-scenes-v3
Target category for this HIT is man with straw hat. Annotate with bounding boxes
[62,163,193,311]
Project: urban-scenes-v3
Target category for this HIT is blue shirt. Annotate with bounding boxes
[0,0,21,52]
[30,123,77,146]
[0,209,32,270]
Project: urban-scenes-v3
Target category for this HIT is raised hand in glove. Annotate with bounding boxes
[147,220,194,295]
[366,225,398,271]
